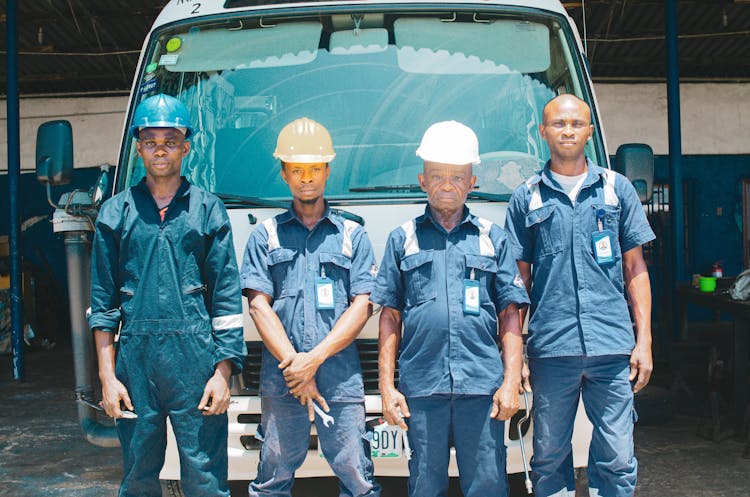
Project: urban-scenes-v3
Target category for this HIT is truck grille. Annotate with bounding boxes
[241,339,397,395]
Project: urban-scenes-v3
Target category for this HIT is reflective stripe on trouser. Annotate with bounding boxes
[248,395,380,497]
[405,394,509,497]
[529,355,637,497]
[115,331,229,497]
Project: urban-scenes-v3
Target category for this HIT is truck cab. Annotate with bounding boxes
[41,0,624,487]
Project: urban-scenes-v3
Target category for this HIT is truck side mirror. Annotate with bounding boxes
[36,120,73,186]
[614,143,654,204]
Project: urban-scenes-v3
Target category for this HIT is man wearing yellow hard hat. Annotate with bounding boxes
[240,118,381,497]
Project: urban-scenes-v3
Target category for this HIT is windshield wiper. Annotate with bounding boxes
[216,193,365,226]
[467,191,510,202]
[349,184,423,193]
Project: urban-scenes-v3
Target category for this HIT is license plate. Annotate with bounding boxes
[370,424,403,458]
[317,424,404,458]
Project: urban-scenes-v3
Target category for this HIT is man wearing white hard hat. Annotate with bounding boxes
[372,121,529,496]
[241,118,381,497]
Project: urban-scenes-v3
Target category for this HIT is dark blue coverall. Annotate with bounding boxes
[89,178,246,497]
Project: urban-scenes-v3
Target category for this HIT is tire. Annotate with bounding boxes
[160,480,185,497]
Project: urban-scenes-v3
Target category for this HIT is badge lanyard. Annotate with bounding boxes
[591,209,615,265]
[463,268,481,315]
[315,266,335,310]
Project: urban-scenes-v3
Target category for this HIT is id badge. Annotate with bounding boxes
[315,277,335,310]
[463,279,480,315]
[592,230,615,264]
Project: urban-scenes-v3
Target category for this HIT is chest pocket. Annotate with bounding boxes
[400,250,436,306]
[319,252,352,305]
[465,254,498,309]
[525,204,563,259]
[267,248,300,299]
[591,204,622,257]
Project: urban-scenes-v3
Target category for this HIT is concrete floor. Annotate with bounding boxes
[2,348,749,497]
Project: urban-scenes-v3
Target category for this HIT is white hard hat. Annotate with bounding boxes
[416,121,481,166]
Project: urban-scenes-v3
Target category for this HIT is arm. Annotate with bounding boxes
[623,245,652,393]
[516,260,533,392]
[199,202,247,415]
[247,290,328,418]
[282,294,372,392]
[491,303,524,420]
[94,329,132,418]
[378,306,410,429]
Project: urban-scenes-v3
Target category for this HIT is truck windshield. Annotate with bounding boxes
[121,8,601,202]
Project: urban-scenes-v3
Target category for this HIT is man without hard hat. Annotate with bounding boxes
[89,94,246,497]
[241,118,381,497]
[504,95,655,497]
[372,121,530,497]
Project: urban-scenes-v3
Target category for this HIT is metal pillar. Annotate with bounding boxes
[666,0,686,340]
[6,0,25,379]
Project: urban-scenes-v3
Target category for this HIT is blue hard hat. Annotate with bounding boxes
[130,94,195,140]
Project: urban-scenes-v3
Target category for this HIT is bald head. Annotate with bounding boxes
[539,94,594,169]
[542,94,591,125]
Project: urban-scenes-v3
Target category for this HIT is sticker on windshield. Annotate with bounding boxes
[159,54,179,66]
[138,79,157,95]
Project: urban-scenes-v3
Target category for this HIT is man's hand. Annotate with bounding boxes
[101,374,133,419]
[521,360,532,393]
[280,351,323,391]
[629,341,653,393]
[381,384,410,430]
[491,383,520,421]
[294,381,329,422]
[199,361,232,415]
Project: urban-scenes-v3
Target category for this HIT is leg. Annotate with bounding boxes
[405,395,451,497]
[529,357,584,497]
[317,402,380,497]
[581,355,637,497]
[116,339,167,497]
[249,395,311,497]
[160,333,231,497]
[451,395,509,497]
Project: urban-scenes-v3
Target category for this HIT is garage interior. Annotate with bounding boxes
[2,1,750,496]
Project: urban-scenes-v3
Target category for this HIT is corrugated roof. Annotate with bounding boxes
[1,0,750,96]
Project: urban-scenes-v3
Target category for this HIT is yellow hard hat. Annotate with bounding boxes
[273,117,336,163]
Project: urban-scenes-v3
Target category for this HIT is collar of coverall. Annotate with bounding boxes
[533,157,607,194]
[418,204,483,232]
[277,200,344,230]
[135,176,191,200]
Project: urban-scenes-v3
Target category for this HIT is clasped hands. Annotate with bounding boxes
[279,351,329,422]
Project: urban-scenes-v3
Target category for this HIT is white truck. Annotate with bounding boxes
[36,0,654,493]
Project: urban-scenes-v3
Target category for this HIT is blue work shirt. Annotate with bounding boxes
[371,205,529,398]
[240,203,376,402]
[89,178,246,373]
[504,160,656,359]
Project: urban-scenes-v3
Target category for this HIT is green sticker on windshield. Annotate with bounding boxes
[145,62,158,74]
[166,37,182,52]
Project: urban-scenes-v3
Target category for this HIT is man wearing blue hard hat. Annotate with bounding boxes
[89,94,246,497]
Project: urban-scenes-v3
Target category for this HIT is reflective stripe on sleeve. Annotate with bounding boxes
[527,175,543,211]
[212,314,243,330]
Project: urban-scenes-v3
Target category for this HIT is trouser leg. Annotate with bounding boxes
[116,338,167,497]
[582,355,637,497]
[249,395,311,497]
[529,357,583,497]
[317,402,380,497]
[451,395,509,497]
[405,395,451,497]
